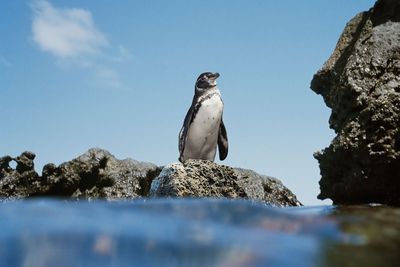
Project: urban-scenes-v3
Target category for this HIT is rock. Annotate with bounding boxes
[311,0,400,205]
[234,168,302,207]
[0,148,161,200]
[15,151,36,173]
[0,150,301,206]
[0,156,13,178]
[150,160,302,207]
[0,152,40,199]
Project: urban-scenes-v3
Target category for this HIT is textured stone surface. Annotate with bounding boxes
[1,150,301,205]
[0,152,40,200]
[150,160,302,207]
[311,0,400,205]
[0,149,161,200]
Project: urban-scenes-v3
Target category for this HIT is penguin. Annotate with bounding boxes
[178,72,228,162]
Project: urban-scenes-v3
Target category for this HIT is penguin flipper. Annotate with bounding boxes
[179,105,194,162]
[218,119,228,160]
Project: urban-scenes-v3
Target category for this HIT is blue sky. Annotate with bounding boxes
[0,0,376,205]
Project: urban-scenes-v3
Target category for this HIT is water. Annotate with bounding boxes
[0,198,399,267]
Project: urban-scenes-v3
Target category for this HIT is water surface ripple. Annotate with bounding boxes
[0,198,399,267]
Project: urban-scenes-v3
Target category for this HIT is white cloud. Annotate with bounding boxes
[30,0,130,89]
[31,0,108,58]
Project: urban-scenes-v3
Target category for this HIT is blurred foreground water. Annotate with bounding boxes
[0,198,399,267]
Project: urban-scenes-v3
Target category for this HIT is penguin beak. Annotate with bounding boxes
[212,72,220,79]
[208,72,219,87]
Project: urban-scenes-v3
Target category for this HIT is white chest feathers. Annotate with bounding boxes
[183,92,224,161]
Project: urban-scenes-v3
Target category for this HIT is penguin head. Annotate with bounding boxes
[195,72,220,91]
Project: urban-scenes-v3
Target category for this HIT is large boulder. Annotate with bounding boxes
[311,0,400,205]
[0,149,161,200]
[150,160,302,207]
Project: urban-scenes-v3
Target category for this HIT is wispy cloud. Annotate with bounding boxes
[0,55,11,67]
[113,45,133,62]
[30,0,132,89]
[94,67,122,89]
[31,0,108,58]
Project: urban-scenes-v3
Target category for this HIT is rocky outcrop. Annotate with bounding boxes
[0,149,161,200]
[0,152,40,199]
[150,160,302,207]
[0,149,301,206]
[311,0,400,205]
